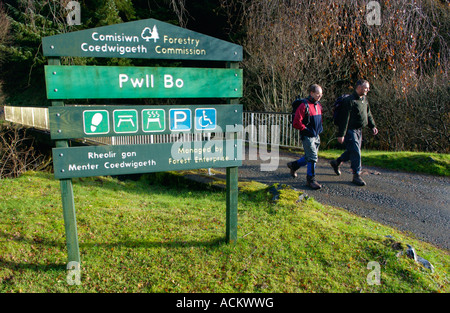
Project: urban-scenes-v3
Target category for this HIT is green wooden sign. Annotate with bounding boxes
[42,18,243,62]
[45,65,242,99]
[49,104,242,139]
[43,18,243,268]
[53,140,242,179]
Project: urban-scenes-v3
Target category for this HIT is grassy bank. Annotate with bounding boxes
[0,171,448,293]
[319,150,450,177]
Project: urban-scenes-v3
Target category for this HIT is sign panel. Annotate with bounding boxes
[83,110,109,135]
[195,108,217,131]
[169,109,191,131]
[52,140,242,179]
[49,104,242,139]
[45,65,242,99]
[42,18,243,61]
[113,109,138,133]
[142,109,165,132]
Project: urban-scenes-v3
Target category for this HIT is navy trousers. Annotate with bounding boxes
[339,129,362,175]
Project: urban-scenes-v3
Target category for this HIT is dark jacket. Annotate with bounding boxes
[293,96,323,137]
[337,91,376,137]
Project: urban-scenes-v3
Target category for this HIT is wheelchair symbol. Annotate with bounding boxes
[195,108,216,130]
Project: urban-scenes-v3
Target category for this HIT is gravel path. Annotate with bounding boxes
[233,148,450,251]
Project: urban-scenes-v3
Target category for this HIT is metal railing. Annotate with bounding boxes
[243,111,301,148]
[4,106,301,149]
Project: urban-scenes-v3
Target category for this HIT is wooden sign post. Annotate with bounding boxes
[42,19,243,269]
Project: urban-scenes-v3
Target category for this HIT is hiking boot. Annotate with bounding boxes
[330,159,341,176]
[307,175,322,190]
[287,162,300,178]
[352,174,366,186]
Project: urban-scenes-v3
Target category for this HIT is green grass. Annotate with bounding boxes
[319,150,450,177]
[0,171,448,293]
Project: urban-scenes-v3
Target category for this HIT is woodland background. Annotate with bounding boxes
[0,0,449,152]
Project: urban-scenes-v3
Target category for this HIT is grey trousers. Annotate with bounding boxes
[302,135,320,163]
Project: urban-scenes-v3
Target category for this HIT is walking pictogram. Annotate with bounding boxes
[83,110,109,135]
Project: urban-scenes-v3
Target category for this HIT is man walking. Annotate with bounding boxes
[330,80,378,186]
[287,84,323,190]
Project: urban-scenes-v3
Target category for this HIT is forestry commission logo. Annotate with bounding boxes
[141,26,159,42]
